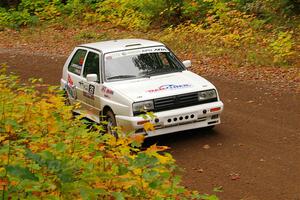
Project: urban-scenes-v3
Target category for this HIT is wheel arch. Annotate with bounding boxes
[101,105,113,117]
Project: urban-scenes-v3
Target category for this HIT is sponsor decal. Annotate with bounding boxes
[101,86,114,96]
[105,47,169,60]
[66,74,77,99]
[147,84,192,93]
[68,74,73,85]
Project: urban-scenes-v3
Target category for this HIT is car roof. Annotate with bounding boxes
[79,39,165,54]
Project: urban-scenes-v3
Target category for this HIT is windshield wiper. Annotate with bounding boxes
[107,75,137,80]
[145,69,183,77]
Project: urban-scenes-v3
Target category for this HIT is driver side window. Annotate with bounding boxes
[83,52,100,82]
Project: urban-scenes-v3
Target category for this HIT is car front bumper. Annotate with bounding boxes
[115,101,224,137]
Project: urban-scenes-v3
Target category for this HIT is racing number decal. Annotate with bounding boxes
[83,84,95,99]
[88,85,95,95]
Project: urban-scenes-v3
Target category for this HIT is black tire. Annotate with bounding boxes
[106,110,118,137]
[202,125,215,131]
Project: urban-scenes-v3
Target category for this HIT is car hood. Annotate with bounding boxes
[104,71,215,102]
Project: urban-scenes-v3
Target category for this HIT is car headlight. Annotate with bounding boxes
[133,100,154,115]
[198,89,217,101]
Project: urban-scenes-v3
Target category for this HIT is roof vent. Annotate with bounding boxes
[125,43,142,47]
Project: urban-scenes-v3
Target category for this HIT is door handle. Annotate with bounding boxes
[78,81,83,85]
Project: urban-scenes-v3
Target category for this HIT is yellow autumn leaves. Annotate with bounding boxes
[0,69,206,199]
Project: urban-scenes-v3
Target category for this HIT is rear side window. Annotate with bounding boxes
[68,49,87,75]
[83,52,100,80]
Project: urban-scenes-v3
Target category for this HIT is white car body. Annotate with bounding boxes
[61,39,223,137]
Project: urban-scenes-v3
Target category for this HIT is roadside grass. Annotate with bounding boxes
[0,20,298,69]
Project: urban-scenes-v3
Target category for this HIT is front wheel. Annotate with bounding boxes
[202,125,215,131]
[106,110,118,137]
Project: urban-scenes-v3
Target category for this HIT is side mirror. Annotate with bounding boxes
[182,60,192,68]
[86,74,98,82]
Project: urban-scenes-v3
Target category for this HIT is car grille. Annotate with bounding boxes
[153,92,217,112]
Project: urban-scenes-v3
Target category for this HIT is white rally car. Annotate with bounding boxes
[61,39,223,137]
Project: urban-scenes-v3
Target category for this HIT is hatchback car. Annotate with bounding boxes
[61,39,223,137]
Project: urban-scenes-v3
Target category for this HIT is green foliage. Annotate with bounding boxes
[95,0,152,29]
[0,0,298,67]
[158,1,298,67]
[0,9,39,29]
[235,0,300,17]
[0,66,214,199]
[94,0,183,29]
[0,0,299,29]
[269,30,295,64]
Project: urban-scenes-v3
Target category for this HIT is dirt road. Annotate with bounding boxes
[1,50,300,200]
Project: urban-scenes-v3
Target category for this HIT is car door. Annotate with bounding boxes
[80,50,102,122]
[66,48,87,111]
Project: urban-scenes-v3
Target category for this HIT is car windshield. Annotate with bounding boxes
[104,47,185,81]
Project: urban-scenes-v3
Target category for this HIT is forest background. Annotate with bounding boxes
[0,0,299,67]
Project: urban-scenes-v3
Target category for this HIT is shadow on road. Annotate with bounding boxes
[143,128,220,148]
